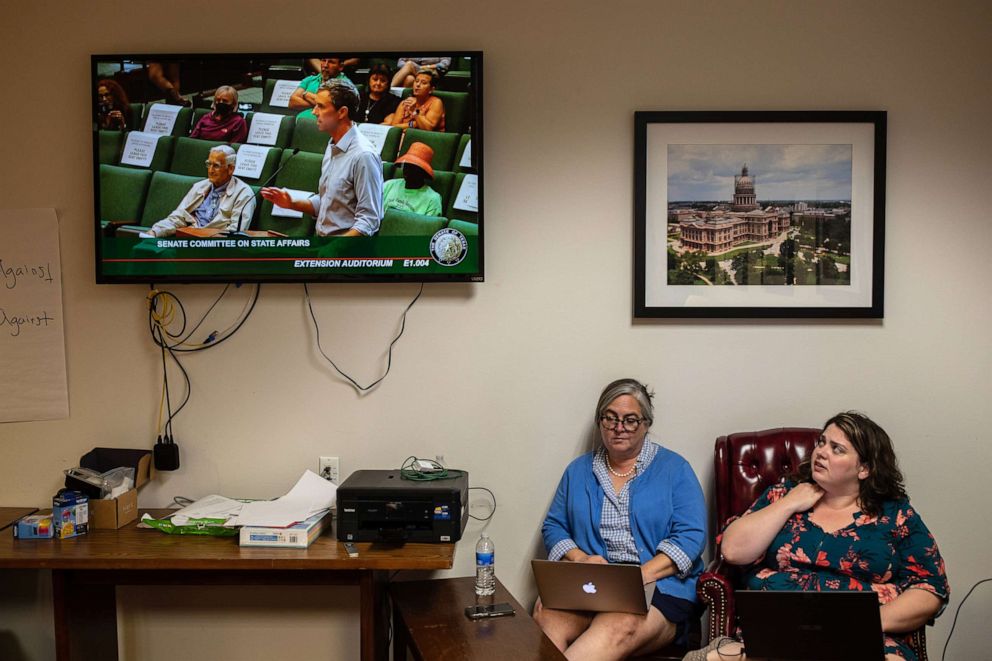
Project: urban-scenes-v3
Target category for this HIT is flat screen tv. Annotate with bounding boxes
[92,52,483,283]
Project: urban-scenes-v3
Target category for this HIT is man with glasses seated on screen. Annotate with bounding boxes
[261,78,383,237]
[140,145,255,238]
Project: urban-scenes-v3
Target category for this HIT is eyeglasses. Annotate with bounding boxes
[599,414,646,432]
[204,161,227,169]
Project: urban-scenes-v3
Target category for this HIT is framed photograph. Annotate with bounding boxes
[634,111,885,318]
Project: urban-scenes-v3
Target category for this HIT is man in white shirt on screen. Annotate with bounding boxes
[261,79,383,236]
[142,145,255,238]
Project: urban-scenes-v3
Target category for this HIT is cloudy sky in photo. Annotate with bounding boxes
[667,144,852,201]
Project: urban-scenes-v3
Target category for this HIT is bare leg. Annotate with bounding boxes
[533,597,592,652]
[565,607,676,661]
[391,61,418,88]
[147,62,187,105]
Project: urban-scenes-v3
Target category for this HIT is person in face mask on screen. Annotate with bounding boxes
[190,85,247,143]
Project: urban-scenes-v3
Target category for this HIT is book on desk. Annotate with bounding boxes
[238,509,330,548]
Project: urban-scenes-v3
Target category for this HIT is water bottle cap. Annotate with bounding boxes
[481,533,489,538]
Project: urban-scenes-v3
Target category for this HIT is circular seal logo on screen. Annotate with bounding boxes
[429,228,468,266]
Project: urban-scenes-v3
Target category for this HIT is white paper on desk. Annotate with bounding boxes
[233,470,336,528]
[169,494,245,525]
[0,208,68,423]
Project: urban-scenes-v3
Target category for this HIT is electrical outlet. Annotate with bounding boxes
[318,456,339,483]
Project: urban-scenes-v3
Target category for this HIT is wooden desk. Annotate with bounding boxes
[0,507,38,531]
[390,576,565,660]
[0,509,454,661]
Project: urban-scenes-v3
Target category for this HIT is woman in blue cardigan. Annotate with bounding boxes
[534,378,707,659]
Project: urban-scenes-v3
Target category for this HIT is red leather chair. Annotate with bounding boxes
[696,428,928,660]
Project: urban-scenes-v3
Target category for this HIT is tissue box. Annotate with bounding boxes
[53,491,89,538]
[75,448,155,529]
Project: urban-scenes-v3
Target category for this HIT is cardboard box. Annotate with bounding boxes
[80,450,154,529]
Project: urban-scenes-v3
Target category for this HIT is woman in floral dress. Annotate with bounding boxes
[685,412,948,661]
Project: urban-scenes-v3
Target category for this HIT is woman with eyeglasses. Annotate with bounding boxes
[535,378,707,660]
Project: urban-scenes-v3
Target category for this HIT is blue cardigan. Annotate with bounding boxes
[541,443,707,603]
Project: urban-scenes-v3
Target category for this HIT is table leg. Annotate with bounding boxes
[392,597,409,661]
[52,570,119,661]
[360,570,390,661]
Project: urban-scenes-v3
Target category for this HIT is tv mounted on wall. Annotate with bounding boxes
[92,52,483,283]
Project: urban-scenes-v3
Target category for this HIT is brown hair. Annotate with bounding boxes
[97,79,129,112]
[796,411,906,516]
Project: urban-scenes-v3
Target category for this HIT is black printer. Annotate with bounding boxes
[336,469,468,543]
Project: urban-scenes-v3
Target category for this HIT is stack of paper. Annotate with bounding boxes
[230,470,336,528]
[165,470,337,528]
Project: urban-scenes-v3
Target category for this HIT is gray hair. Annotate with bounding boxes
[595,378,655,427]
[318,77,360,121]
[214,85,239,102]
[209,144,236,167]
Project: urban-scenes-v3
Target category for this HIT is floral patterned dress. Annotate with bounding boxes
[736,481,949,660]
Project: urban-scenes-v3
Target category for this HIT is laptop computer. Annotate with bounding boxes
[531,559,654,614]
[736,590,884,661]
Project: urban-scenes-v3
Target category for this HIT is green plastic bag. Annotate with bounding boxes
[140,513,238,536]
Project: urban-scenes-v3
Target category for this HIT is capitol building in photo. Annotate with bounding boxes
[671,165,791,255]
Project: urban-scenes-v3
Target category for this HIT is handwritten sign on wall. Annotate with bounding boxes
[0,209,68,422]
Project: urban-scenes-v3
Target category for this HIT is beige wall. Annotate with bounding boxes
[1,0,990,658]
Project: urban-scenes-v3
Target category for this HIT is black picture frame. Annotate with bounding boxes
[634,111,885,318]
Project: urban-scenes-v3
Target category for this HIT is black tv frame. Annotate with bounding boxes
[92,51,484,285]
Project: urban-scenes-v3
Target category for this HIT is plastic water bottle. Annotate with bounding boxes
[475,533,495,596]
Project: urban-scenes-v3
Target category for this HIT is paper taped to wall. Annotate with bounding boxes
[0,208,68,422]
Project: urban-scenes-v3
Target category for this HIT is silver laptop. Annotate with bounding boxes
[531,559,654,614]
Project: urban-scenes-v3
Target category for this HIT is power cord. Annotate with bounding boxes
[146,284,261,448]
[942,577,992,661]
[399,455,465,481]
[304,282,423,393]
[468,487,496,522]
[397,456,496,521]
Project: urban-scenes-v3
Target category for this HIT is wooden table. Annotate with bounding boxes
[390,576,565,660]
[0,509,454,661]
[0,507,38,531]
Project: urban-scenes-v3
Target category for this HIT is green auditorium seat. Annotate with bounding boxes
[99,130,125,165]
[127,103,144,130]
[454,133,474,173]
[139,171,202,227]
[382,161,395,180]
[233,144,283,186]
[99,164,152,223]
[373,126,403,162]
[442,56,473,92]
[253,149,322,237]
[446,219,478,236]
[118,133,174,172]
[258,78,304,117]
[390,168,457,210]
[433,91,470,135]
[291,115,329,153]
[398,129,460,171]
[142,103,193,137]
[378,208,447,237]
[169,137,225,177]
[445,173,479,224]
[244,112,295,149]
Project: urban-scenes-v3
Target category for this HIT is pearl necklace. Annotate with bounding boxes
[606,455,636,479]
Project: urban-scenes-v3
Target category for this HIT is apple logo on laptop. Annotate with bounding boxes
[582,582,597,594]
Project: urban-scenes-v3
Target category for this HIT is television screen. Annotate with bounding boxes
[92,52,483,283]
